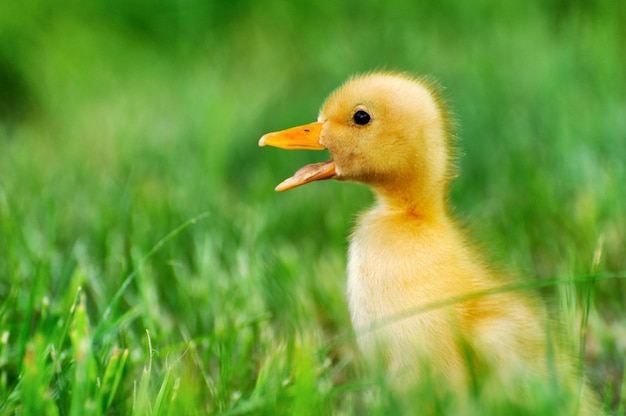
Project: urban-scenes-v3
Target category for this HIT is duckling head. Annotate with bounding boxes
[259,72,452,214]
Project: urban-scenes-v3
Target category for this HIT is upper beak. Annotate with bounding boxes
[258,121,337,191]
[258,121,325,149]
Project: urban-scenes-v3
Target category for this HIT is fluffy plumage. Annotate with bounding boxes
[260,72,599,413]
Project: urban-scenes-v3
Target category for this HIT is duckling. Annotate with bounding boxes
[259,72,599,413]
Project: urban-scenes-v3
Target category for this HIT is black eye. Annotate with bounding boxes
[353,110,371,125]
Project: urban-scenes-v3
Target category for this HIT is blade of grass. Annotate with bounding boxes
[95,212,210,338]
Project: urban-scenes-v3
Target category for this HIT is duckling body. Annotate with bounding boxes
[348,204,544,387]
[259,72,600,413]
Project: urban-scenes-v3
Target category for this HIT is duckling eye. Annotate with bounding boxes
[353,110,371,125]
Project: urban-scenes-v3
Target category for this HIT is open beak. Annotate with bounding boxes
[259,121,336,191]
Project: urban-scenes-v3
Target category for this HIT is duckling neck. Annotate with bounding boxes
[372,180,447,221]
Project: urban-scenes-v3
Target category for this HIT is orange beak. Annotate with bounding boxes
[259,122,336,191]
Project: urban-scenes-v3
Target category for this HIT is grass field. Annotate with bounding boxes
[1,0,625,414]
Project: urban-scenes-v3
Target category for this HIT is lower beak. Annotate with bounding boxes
[259,121,336,191]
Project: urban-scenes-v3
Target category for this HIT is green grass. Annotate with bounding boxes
[1,0,625,414]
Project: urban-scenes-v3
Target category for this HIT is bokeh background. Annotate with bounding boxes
[1,0,624,414]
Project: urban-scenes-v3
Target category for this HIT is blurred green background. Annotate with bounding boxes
[1,0,625,414]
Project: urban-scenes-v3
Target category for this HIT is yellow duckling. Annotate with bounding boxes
[259,72,599,413]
